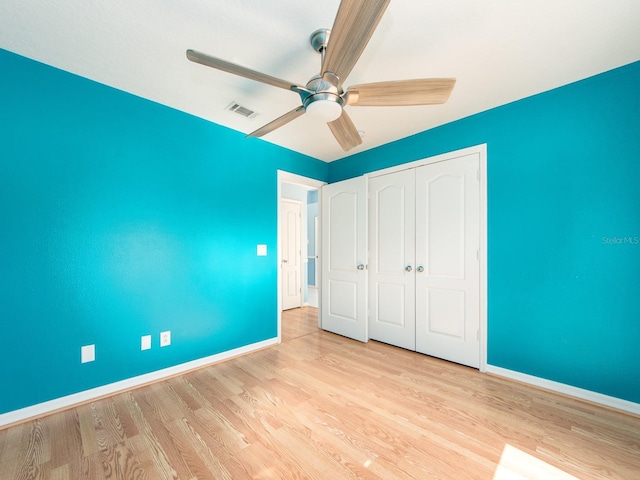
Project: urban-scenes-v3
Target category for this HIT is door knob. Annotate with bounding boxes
[357,264,365,270]
[417,266,424,273]
[405,265,412,272]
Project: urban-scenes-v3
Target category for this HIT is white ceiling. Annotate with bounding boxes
[1,0,639,162]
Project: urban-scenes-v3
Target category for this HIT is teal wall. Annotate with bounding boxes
[329,61,640,403]
[2,45,639,414]
[0,49,328,414]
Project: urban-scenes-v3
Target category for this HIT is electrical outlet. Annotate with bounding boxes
[160,331,171,347]
[81,344,95,363]
[141,335,152,351]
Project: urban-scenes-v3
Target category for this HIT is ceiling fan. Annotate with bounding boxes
[186,0,455,152]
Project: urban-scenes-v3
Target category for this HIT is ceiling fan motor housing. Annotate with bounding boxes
[302,72,344,121]
[303,92,343,121]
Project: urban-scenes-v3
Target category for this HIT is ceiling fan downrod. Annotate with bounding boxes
[302,28,345,121]
[310,28,331,69]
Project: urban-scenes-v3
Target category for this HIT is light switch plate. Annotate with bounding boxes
[141,335,152,351]
[81,344,95,363]
[257,244,267,256]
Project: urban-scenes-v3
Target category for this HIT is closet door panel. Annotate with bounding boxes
[368,169,416,350]
[415,154,480,367]
[321,176,368,342]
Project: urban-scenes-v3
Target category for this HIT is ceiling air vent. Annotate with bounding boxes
[225,101,257,119]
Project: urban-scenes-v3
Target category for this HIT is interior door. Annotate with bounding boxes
[368,169,416,350]
[415,154,480,367]
[321,176,368,342]
[281,199,302,310]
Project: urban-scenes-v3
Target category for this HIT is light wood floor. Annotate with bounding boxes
[1,307,639,479]
[281,306,320,343]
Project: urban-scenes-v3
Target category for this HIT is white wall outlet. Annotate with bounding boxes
[160,330,171,347]
[257,244,267,256]
[81,344,95,363]
[141,335,152,351]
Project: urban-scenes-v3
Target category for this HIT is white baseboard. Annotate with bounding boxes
[486,365,640,416]
[0,337,278,429]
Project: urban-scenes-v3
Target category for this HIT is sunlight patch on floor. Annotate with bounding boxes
[493,444,578,480]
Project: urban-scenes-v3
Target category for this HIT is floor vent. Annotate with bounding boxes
[226,101,257,119]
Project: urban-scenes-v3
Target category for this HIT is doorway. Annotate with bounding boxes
[277,171,325,341]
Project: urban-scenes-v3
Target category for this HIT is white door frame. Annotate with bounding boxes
[367,144,488,371]
[277,171,326,342]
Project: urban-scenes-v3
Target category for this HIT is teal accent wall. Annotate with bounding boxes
[0,49,328,414]
[2,44,639,414]
[329,61,640,403]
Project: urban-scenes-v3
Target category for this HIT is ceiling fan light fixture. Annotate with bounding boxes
[187,1,454,151]
[304,93,343,122]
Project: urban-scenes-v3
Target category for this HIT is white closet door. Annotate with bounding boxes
[368,169,416,350]
[321,176,368,342]
[415,154,480,367]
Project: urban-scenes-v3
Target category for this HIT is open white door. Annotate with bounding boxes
[281,198,303,310]
[321,176,368,342]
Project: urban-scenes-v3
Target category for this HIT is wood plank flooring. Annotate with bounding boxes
[1,307,639,479]
[281,306,320,343]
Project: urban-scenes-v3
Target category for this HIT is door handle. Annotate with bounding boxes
[405,265,412,272]
[417,266,424,273]
[283,259,288,264]
[357,264,365,270]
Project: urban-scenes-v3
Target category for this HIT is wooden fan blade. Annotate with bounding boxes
[328,110,363,152]
[322,0,390,85]
[346,78,456,106]
[247,106,306,138]
[186,49,302,92]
